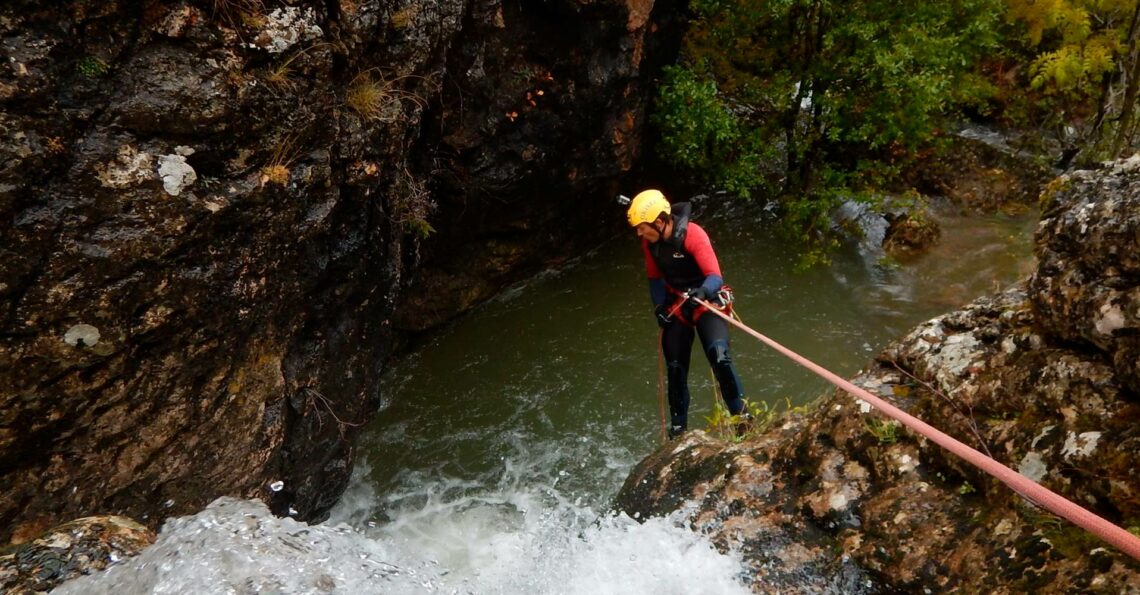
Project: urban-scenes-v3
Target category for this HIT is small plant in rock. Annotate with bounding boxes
[76,56,108,78]
[263,43,328,92]
[213,0,265,28]
[345,70,427,123]
[705,398,778,443]
[264,53,303,92]
[299,387,362,439]
[45,136,66,155]
[865,417,899,444]
[390,164,436,237]
[259,133,301,187]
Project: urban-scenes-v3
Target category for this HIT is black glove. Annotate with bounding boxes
[686,287,710,302]
[654,304,671,328]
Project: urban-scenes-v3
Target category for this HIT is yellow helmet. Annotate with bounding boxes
[626,189,670,227]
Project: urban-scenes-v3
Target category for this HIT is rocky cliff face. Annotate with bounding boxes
[617,159,1140,592]
[1,0,675,543]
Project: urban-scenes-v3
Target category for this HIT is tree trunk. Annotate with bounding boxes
[1111,3,1140,157]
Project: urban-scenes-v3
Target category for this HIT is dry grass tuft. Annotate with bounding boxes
[345,70,428,123]
[213,0,265,28]
[390,164,436,237]
[259,133,301,187]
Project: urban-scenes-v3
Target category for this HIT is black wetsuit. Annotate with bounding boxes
[640,203,745,436]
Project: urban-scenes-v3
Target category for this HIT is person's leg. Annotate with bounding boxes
[696,313,745,415]
[661,321,695,437]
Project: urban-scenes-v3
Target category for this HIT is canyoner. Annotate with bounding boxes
[621,189,752,441]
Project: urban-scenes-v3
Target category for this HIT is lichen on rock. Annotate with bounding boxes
[249,7,324,54]
[157,146,197,196]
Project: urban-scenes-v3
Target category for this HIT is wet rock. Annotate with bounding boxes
[108,44,235,135]
[394,0,682,330]
[903,132,1053,213]
[1030,156,1140,394]
[0,515,154,594]
[617,430,882,593]
[2,0,673,543]
[882,211,940,255]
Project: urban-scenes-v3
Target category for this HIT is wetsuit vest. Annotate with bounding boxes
[648,202,706,293]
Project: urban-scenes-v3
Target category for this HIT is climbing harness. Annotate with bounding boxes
[663,286,734,325]
[692,297,1140,563]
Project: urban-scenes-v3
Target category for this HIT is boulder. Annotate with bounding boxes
[0,516,154,594]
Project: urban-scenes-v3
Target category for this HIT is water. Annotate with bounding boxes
[56,205,1035,594]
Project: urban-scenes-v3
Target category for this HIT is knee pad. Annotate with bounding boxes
[666,360,688,379]
[706,340,732,365]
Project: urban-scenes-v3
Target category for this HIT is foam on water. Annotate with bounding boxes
[56,488,748,595]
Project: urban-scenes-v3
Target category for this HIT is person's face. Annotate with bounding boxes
[635,221,663,243]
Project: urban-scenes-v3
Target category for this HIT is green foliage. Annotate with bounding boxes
[653,66,775,198]
[704,398,777,442]
[1027,37,1119,96]
[781,189,842,269]
[999,0,1140,162]
[654,0,1005,262]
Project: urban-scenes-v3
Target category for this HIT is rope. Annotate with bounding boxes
[656,328,667,444]
[695,298,1140,563]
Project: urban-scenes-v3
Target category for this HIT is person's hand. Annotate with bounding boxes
[654,304,671,328]
[686,287,710,302]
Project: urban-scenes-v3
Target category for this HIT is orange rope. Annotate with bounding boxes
[656,328,667,444]
[696,298,1140,563]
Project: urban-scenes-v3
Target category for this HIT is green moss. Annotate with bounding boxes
[1037,177,1071,213]
[1044,525,1100,560]
[76,56,108,78]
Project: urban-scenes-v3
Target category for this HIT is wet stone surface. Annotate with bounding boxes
[0,516,154,594]
[2,0,669,544]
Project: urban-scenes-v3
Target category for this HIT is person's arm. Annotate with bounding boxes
[641,240,668,306]
[684,223,724,295]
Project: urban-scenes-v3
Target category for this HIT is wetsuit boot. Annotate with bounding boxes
[706,340,752,436]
